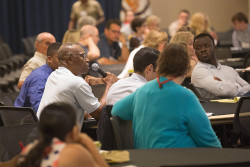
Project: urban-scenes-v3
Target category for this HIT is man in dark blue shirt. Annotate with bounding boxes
[97,19,129,65]
[14,42,61,112]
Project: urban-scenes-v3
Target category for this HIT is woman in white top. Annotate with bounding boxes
[118,30,168,78]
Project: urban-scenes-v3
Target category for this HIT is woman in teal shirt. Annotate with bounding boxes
[112,43,221,149]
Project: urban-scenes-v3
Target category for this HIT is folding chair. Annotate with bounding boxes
[0,123,38,162]
[110,116,134,150]
[97,105,116,150]
[234,97,250,147]
[0,106,38,126]
[234,96,250,134]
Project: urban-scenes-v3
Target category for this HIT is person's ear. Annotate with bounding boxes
[146,64,153,74]
[67,55,73,64]
[47,56,52,63]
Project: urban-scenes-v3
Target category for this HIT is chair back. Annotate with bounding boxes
[0,106,38,126]
[188,83,202,99]
[244,71,250,84]
[0,92,20,106]
[0,123,38,162]
[97,105,116,150]
[234,96,250,137]
[90,84,106,101]
[110,116,134,150]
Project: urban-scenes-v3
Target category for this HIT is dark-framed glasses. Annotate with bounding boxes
[69,53,87,60]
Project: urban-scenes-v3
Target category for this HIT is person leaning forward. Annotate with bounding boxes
[37,42,117,125]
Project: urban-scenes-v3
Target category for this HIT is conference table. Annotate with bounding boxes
[202,101,238,125]
[110,148,250,167]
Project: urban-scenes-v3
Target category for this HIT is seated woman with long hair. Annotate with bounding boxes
[170,31,198,78]
[118,30,168,79]
[112,43,221,149]
[17,102,108,167]
[189,12,218,45]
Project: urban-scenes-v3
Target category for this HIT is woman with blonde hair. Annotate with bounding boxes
[118,30,168,78]
[146,15,161,31]
[170,31,197,77]
[189,12,218,44]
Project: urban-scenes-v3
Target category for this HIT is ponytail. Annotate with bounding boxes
[17,135,53,167]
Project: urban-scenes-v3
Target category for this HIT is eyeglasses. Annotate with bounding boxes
[69,53,87,60]
[110,29,120,34]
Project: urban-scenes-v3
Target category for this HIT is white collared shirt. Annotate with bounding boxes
[106,73,147,105]
[191,62,250,98]
[37,67,100,125]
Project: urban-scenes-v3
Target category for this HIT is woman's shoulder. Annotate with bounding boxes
[58,143,98,167]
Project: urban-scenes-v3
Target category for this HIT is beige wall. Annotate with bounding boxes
[151,0,248,32]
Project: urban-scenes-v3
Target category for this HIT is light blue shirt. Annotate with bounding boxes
[112,77,222,149]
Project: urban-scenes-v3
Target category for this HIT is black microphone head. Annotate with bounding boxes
[91,63,99,71]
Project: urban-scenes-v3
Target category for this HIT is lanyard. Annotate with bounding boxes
[157,77,175,89]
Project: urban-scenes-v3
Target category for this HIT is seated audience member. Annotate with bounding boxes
[112,43,221,149]
[170,31,197,78]
[129,17,148,44]
[129,17,148,52]
[79,25,100,64]
[37,43,118,125]
[191,33,250,99]
[14,43,61,112]
[231,12,250,49]
[97,19,129,65]
[121,10,135,39]
[106,47,159,105]
[118,30,168,78]
[62,15,96,44]
[168,9,190,37]
[177,25,195,35]
[146,15,161,31]
[17,32,56,89]
[189,12,218,44]
[17,102,108,167]
[79,25,101,77]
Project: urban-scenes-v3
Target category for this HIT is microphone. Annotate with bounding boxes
[91,63,107,77]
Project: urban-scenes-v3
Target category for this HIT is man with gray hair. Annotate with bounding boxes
[37,43,117,125]
[79,25,100,63]
[17,32,56,89]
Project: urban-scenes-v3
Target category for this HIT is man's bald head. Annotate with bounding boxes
[35,32,56,55]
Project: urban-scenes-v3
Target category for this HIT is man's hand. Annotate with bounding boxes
[86,37,94,46]
[102,72,118,86]
[119,33,127,46]
[85,75,104,85]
